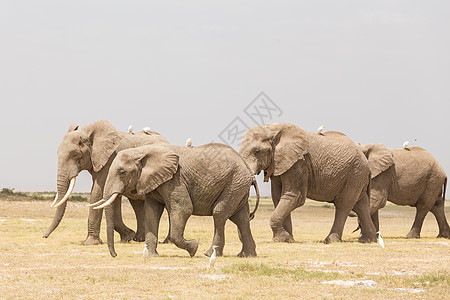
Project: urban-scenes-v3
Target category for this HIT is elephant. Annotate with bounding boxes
[358,143,449,238]
[91,143,260,258]
[43,120,169,245]
[239,123,377,244]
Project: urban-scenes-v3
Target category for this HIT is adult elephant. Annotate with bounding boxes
[43,120,169,245]
[358,143,449,238]
[91,143,260,258]
[239,123,377,244]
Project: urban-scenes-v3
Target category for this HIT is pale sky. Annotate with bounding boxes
[1,1,449,197]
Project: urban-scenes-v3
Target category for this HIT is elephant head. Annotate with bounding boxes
[93,145,179,257]
[239,123,309,181]
[358,143,395,179]
[43,120,123,238]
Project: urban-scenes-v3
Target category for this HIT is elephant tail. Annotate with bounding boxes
[249,177,260,221]
[443,177,447,201]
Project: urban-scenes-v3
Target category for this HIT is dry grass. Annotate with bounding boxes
[0,196,449,299]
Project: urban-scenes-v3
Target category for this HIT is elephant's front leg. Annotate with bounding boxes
[143,199,165,257]
[112,196,136,243]
[83,183,104,245]
[271,179,294,242]
[129,199,145,242]
[270,190,303,243]
[168,195,198,257]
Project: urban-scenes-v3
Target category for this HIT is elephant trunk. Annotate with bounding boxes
[43,173,70,238]
[249,177,260,221]
[104,204,117,257]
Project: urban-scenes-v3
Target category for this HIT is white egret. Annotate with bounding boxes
[208,245,219,269]
[402,141,409,149]
[128,125,133,134]
[186,138,193,148]
[143,127,151,135]
[377,232,384,248]
[317,125,325,134]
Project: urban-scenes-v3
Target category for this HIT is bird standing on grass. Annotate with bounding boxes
[142,244,149,257]
[208,245,219,269]
[128,125,134,134]
[377,232,384,248]
[186,138,193,148]
[317,125,325,134]
[402,141,409,149]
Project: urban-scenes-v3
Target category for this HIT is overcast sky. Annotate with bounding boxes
[0,1,449,197]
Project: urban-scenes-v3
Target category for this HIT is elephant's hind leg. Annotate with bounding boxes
[352,194,377,243]
[229,203,257,257]
[429,197,450,238]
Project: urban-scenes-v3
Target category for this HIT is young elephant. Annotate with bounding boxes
[359,143,449,238]
[239,123,377,244]
[93,143,260,258]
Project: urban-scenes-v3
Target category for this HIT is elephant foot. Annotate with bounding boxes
[159,236,171,244]
[82,235,103,245]
[272,229,295,243]
[119,229,136,243]
[237,249,257,257]
[186,239,199,257]
[437,228,450,239]
[358,232,377,243]
[406,229,420,239]
[324,233,341,244]
[133,231,146,242]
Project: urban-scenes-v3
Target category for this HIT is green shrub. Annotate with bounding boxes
[0,188,27,197]
[69,195,88,202]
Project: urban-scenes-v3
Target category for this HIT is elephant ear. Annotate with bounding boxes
[271,124,309,176]
[363,143,395,179]
[83,120,122,172]
[136,146,179,194]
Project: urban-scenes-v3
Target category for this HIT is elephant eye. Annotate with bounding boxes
[119,170,126,175]
[254,148,260,154]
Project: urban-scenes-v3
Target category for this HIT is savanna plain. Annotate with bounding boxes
[0,192,449,299]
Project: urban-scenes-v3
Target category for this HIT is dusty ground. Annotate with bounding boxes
[0,197,449,299]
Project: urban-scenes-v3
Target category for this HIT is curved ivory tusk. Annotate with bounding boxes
[93,193,118,210]
[85,199,106,207]
[50,193,59,207]
[52,177,76,208]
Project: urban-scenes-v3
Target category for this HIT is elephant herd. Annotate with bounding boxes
[43,120,449,258]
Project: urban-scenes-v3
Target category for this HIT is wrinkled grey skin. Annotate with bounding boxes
[239,123,377,244]
[43,120,169,245]
[359,143,449,238]
[101,143,259,258]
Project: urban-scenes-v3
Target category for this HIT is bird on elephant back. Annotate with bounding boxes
[43,120,170,245]
[238,123,378,244]
[356,143,449,239]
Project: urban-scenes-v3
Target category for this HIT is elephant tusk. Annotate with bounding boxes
[52,177,76,208]
[85,199,107,207]
[50,193,58,207]
[93,193,118,210]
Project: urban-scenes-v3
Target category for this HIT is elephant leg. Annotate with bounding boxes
[168,196,198,257]
[352,194,377,243]
[429,197,450,238]
[112,196,136,243]
[406,200,433,239]
[324,205,351,243]
[271,179,294,240]
[160,209,172,244]
[270,192,299,243]
[83,184,104,245]
[129,198,146,242]
[143,199,165,257]
[229,203,257,257]
[371,210,380,232]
